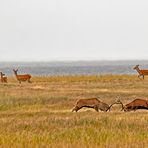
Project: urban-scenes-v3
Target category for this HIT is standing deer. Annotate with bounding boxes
[13,69,31,83]
[0,72,7,83]
[133,65,148,79]
[72,98,119,112]
[116,99,148,112]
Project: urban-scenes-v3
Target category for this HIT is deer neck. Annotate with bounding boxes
[135,67,141,74]
[14,72,18,77]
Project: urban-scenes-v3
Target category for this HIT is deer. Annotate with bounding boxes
[133,65,148,79]
[115,99,148,112]
[72,98,101,112]
[72,98,119,112]
[13,69,32,83]
[0,72,7,83]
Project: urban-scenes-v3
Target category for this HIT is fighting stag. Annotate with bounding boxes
[0,72,7,83]
[116,99,148,112]
[72,98,118,112]
[13,69,32,83]
[133,65,148,79]
[72,98,101,112]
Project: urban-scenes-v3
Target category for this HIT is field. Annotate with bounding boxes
[0,75,148,148]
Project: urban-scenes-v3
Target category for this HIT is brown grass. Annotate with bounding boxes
[0,75,147,147]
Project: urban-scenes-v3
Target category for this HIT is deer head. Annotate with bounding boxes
[133,65,139,70]
[0,72,5,77]
[13,69,18,75]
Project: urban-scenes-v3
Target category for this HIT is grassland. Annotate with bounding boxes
[0,75,148,148]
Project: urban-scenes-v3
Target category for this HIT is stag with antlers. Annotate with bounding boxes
[116,99,148,112]
[72,97,118,112]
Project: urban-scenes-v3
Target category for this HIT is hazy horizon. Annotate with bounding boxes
[1,58,148,62]
[0,59,148,63]
[1,60,148,76]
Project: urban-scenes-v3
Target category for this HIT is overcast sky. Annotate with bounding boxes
[0,0,148,61]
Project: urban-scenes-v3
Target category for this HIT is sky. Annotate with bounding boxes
[0,0,148,61]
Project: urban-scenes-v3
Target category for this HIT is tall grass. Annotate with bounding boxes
[0,75,147,147]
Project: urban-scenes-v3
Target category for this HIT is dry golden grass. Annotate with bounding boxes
[0,75,147,147]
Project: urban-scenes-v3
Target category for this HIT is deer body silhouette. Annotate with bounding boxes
[133,65,148,79]
[0,72,7,83]
[13,69,31,83]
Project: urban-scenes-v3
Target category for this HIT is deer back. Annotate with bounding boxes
[76,98,100,108]
[16,74,31,81]
[125,99,148,107]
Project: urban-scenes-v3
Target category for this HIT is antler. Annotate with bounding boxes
[109,97,124,111]
[116,98,124,111]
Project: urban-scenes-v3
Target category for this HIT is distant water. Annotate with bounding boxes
[0,60,148,76]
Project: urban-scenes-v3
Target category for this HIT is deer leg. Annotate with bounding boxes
[72,106,78,112]
[28,79,31,83]
[106,107,110,112]
[143,75,144,79]
[94,107,99,112]
[133,107,137,112]
[121,108,124,111]
[72,106,81,112]
[94,105,99,112]
[72,106,76,112]
[76,106,82,112]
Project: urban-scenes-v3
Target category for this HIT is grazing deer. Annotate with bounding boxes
[133,65,148,79]
[0,72,7,83]
[13,69,31,83]
[72,98,119,112]
[116,99,148,112]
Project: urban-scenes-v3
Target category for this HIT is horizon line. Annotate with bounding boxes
[0,59,148,62]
